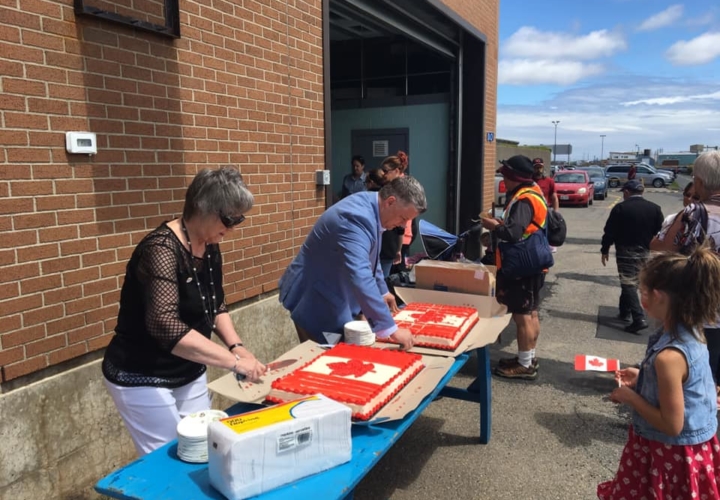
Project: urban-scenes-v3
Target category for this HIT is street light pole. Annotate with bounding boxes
[552,120,560,164]
[600,134,606,163]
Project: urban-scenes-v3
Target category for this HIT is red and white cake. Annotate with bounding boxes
[267,343,424,421]
[386,302,479,350]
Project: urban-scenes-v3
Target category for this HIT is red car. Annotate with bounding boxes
[554,170,595,207]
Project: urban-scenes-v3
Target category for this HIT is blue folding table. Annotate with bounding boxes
[95,347,492,500]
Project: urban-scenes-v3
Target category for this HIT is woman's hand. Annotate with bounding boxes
[233,351,267,381]
[615,367,639,388]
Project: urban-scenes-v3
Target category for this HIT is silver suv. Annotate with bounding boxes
[605,163,673,188]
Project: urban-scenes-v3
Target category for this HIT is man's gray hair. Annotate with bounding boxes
[379,176,427,213]
[694,151,720,192]
[183,166,254,220]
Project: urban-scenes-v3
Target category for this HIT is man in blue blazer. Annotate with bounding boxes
[279,176,427,350]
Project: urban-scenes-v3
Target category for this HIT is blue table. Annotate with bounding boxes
[95,347,492,500]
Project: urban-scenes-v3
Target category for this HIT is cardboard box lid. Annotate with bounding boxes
[393,287,511,358]
[207,340,455,424]
[414,260,496,296]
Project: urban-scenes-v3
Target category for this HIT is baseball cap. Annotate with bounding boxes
[532,157,544,166]
[620,180,644,193]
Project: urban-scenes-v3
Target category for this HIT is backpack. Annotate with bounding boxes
[525,191,567,247]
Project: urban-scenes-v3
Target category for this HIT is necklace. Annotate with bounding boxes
[180,219,217,332]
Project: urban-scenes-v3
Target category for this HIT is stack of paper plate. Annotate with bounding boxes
[344,320,375,346]
[176,410,228,463]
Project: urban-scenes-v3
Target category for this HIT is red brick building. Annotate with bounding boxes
[0,0,498,496]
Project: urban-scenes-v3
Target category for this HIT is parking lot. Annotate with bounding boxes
[355,187,693,499]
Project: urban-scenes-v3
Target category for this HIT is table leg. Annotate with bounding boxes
[477,346,491,444]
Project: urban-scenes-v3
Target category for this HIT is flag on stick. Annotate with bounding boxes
[574,355,619,372]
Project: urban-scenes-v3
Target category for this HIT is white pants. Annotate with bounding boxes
[104,374,211,456]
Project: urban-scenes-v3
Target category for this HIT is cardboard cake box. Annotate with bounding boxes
[391,287,511,357]
[414,260,497,297]
[207,340,455,424]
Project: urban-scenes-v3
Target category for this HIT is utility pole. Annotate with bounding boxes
[600,134,606,163]
[552,121,560,164]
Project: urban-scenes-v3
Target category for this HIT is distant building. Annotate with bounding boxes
[609,151,637,161]
[658,152,700,167]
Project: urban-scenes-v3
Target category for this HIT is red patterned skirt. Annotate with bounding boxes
[598,426,720,499]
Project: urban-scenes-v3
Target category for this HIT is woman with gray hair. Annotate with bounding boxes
[652,150,720,403]
[102,166,266,456]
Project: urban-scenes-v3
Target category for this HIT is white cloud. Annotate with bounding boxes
[503,27,627,60]
[622,91,720,106]
[637,4,684,32]
[499,59,605,85]
[497,80,720,159]
[665,32,720,65]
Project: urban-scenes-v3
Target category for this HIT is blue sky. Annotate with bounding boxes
[496,0,720,161]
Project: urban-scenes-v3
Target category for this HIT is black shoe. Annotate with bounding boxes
[625,320,649,334]
[616,313,632,322]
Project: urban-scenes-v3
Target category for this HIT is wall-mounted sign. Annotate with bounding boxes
[486,132,495,142]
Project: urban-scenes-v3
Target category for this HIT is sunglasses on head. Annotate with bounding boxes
[219,213,246,228]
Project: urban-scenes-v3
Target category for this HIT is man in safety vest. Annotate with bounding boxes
[480,155,549,380]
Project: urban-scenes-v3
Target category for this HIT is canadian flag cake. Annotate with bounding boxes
[267,343,424,421]
[382,302,479,350]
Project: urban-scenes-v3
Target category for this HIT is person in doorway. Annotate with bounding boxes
[340,155,367,198]
[279,176,427,350]
[480,155,549,380]
[102,167,267,456]
[601,180,664,333]
[381,151,418,271]
[364,168,385,192]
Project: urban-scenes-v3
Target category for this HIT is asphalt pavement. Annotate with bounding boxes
[355,187,690,500]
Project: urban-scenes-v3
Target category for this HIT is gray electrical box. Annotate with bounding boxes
[315,170,331,186]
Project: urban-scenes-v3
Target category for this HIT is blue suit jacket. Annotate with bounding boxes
[279,192,394,342]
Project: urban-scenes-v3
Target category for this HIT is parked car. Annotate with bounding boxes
[579,166,608,200]
[494,174,506,206]
[554,170,595,207]
[605,163,673,188]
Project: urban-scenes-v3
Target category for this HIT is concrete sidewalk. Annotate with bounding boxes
[355,190,692,499]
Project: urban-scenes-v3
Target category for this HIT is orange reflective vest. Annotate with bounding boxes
[495,184,549,271]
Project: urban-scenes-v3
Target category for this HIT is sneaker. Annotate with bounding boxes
[493,360,538,380]
[498,356,539,369]
[625,319,649,334]
[550,246,557,254]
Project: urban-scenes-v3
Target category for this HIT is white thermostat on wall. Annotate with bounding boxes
[65,132,97,155]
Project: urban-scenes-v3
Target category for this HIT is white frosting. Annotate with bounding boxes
[302,355,401,385]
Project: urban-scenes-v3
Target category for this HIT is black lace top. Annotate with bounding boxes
[102,223,227,388]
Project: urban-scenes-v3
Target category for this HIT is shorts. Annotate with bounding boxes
[496,272,545,314]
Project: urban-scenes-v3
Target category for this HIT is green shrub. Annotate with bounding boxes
[686,166,693,175]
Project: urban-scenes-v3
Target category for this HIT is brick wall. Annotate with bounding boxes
[0,0,325,383]
[441,0,499,212]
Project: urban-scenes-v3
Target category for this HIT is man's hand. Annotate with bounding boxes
[388,327,414,350]
[480,217,501,231]
[383,292,399,314]
[601,253,609,267]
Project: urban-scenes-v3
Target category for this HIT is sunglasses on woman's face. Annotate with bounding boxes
[219,213,246,228]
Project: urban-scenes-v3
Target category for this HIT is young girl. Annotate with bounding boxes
[598,246,720,499]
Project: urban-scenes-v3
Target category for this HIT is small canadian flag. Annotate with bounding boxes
[574,355,620,372]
